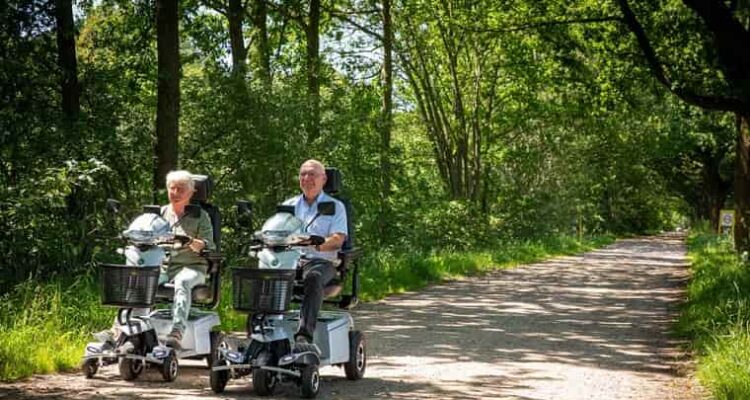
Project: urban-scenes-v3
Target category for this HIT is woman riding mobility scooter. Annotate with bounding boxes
[211,168,366,398]
[81,174,226,382]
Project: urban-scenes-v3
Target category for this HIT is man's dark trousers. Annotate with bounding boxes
[297,258,337,340]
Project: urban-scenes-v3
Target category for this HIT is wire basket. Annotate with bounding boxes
[232,268,296,313]
[99,263,160,307]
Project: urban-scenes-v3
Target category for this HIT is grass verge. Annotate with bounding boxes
[679,230,750,399]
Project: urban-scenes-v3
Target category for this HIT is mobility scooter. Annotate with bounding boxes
[210,168,366,398]
[81,175,226,382]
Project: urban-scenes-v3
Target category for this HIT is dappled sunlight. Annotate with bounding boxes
[346,232,695,399]
[0,234,697,399]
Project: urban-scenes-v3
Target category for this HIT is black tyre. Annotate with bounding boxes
[161,352,179,382]
[210,359,229,393]
[300,364,320,398]
[83,359,98,379]
[206,331,226,367]
[118,358,143,381]
[252,351,276,396]
[344,331,366,380]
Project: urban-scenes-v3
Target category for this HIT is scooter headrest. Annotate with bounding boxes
[191,174,212,203]
[323,168,342,195]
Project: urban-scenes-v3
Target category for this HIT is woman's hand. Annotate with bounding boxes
[188,238,206,253]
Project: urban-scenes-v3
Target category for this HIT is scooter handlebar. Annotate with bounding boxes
[286,234,325,246]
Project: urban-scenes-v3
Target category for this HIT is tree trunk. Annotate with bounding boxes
[250,0,271,90]
[377,0,393,239]
[734,114,750,252]
[54,0,79,122]
[228,0,247,77]
[306,0,321,143]
[154,0,180,198]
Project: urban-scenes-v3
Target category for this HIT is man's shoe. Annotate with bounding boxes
[115,341,135,354]
[293,335,320,355]
[165,329,183,349]
[93,328,118,345]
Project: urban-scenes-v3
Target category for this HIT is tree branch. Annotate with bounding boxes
[264,0,306,29]
[200,0,227,15]
[616,0,743,113]
[460,16,624,34]
[326,6,384,41]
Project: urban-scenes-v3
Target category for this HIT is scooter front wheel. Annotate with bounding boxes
[252,351,277,396]
[161,352,178,382]
[118,358,143,381]
[82,359,98,379]
[300,365,320,399]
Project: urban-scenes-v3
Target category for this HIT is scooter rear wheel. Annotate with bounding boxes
[344,330,366,380]
[206,332,228,368]
[210,359,229,393]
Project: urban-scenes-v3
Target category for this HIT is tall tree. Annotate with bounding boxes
[615,0,750,251]
[228,0,248,76]
[378,0,393,236]
[398,0,500,200]
[250,0,272,89]
[201,0,250,76]
[54,0,79,122]
[154,0,180,197]
[306,0,321,143]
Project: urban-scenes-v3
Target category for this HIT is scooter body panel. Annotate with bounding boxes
[280,310,353,366]
[149,308,220,355]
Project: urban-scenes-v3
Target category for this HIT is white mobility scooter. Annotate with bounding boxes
[210,168,366,398]
[81,175,226,382]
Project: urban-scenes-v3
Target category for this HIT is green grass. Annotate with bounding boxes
[679,229,750,399]
[0,234,614,382]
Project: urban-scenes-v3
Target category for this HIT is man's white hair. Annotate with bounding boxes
[301,159,325,173]
[165,170,195,191]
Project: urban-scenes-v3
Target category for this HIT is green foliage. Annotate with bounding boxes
[678,228,750,399]
[1,0,729,384]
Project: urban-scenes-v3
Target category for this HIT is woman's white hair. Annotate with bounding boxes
[165,170,195,191]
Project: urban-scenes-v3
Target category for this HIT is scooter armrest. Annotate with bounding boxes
[338,248,362,263]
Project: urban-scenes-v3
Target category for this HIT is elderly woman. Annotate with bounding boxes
[94,170,214,350]
[160,170,215,347]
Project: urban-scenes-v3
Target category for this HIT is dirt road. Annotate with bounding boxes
[0,233,703,399]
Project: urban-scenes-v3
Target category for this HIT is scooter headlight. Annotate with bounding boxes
[86,345,102,354]
[226,350,244,363]
[151,346,169,359]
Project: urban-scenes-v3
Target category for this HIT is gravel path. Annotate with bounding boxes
[0,233,703,399]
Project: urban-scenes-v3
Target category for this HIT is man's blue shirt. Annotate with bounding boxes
[283,192,347,262]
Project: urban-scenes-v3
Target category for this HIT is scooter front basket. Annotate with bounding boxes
[232,268,295,313]
[99,263,160,307]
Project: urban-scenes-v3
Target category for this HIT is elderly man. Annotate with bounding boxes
[282,159,347,352]
[160,170,215,347]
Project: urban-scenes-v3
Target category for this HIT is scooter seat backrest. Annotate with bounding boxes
[324,168,355,250]
[323,168,342,195]
[189,174,221,251]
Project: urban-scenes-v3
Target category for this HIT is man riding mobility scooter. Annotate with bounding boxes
[81,174,226,382]
[210,168,366,398]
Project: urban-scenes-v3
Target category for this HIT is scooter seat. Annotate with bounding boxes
[156,283,213,303]
[323,279,342,298]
